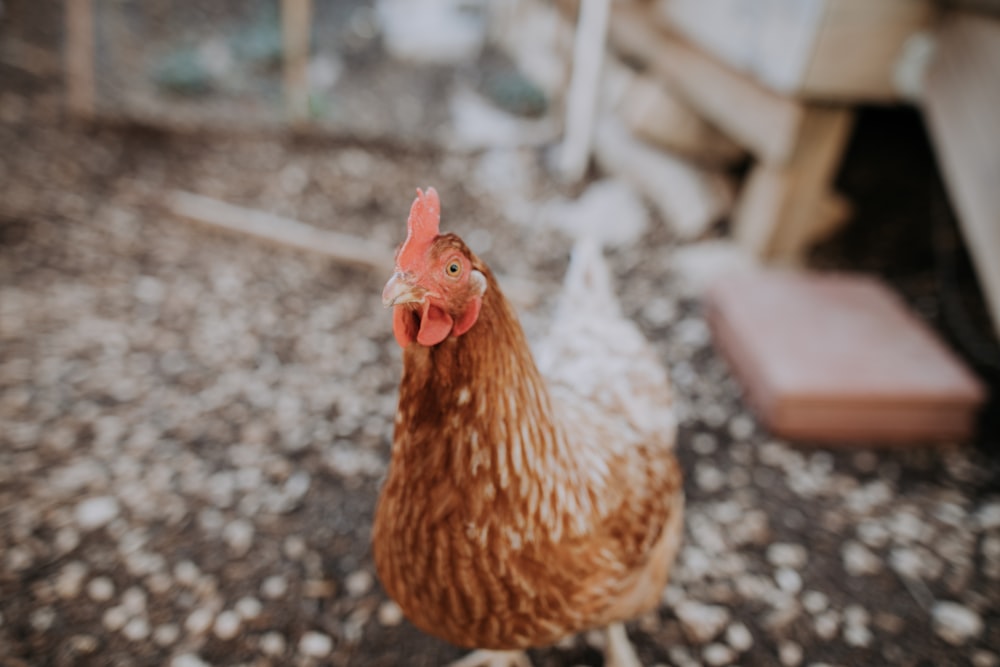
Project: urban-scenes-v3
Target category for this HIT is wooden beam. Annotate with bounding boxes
[923,12,1000,336]
[65,0,95,117]
[604,1,804,165]
[282,0,312,125]
[164,191,541,307]
[732,106,854,262]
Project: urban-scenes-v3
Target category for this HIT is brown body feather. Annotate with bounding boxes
[373,236,683,650]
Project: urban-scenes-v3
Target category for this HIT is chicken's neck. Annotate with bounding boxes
[393,274,595,540]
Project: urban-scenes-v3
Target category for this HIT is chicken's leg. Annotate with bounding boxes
[604,623,642,667]
[446,649,532,667]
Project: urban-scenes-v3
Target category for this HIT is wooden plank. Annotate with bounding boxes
[923,12,1000,336]
[164,191,541,307]
[732,106,854,262]
[604,1,804,165]
[655,0,932,101]
[282,0,312,124]
[617,74,745,165]
[65,0,95,117]
[557,0,611,182]
[801,0,934,100]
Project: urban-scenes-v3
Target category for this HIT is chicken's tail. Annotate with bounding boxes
[554,235,623,320]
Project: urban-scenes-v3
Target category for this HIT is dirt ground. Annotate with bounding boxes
[2,2,999,667]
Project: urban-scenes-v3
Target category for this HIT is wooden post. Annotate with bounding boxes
[282,0,312,125]
[65,0,95,117]
[732,106,854,263]
[557,0,611,182]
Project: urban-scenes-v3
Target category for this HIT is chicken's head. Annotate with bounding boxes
[382,187,487,348]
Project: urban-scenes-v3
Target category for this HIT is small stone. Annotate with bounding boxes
[932,601,983,645]
[779,642,803,667]
[802,590,829,615]
[857,520,890,549]
[377,600,404,627]
[56,561,88,599]
[261,574,288,599]
[299,631,333,657]
[844,623,873,647]
[171,654,210,667]
[675,600,730,644]
[283,535,307,560]
[703,642,735,666]
[725,622,753,652]
[775,568,803,594]
[972,650,1000,667]
[223,519,255,557]
[87,576,115,602]
[67,634,99,654]
[75,496,120,530]
[153,623,180,647]
[30,607,56,632]
[767,543,808,569]
[214,610,241,640]
[842,541,882,576]
[122,586,147,615]
[345,569,374,597]
[174,560,200,586]
[235,596,263,620]
[260,631,287,656]
[123,617,150,641]
[814,611,840,640]
[103,605,129,632]
[185,608,214,636]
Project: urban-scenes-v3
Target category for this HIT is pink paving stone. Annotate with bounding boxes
[706,270,986,444]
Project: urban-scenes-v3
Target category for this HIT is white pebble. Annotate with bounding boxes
[814,611,839,640]
[235,596,263,620]
[844,623,872,647]
[703,642,735,666]
[802,590,829,615]
[87,576,115,602]
[345,569,373,597]
[932,601,983,645]
[123,617,150,641]
[55,562,88,599]
[261,575,288,599]
[76,496,120,530]
[972,650,1000,667]
[214,610,241,640]
[775,568,803,594]
[185,608,215,636]
[174,560,200,586]
[299,631,333,657]
[102,605,129,632]
[30,607,55,632]
[171,654,210,667]
[153,623,180,647]
[377,600,404,627]
[767,543,808,569]
[223,519,255,557]
[842,540,882,576]
[122,586,147,615]
[675,600,730,644]
[260,631,287,656]
[725,622,753,652]
[779,641,803,667]
[283,535,307,560]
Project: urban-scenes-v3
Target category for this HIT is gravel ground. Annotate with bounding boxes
[3,37,1000,667]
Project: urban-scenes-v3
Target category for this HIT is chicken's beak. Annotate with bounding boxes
[382,271,426,307]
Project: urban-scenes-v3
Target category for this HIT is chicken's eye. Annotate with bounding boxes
[445,261,462,277]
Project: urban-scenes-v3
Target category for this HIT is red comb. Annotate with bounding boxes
[397,187,440,270]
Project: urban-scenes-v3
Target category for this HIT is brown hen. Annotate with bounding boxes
[373,188,684,667]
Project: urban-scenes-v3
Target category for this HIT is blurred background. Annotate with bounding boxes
[1,0,998,665]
